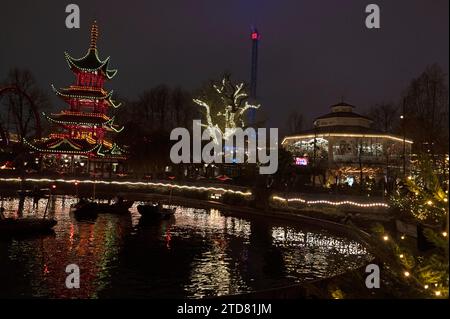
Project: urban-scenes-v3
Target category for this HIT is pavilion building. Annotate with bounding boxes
[24,21,127,177]
[282,102,413,186]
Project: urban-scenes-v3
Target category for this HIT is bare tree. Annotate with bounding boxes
[154,85,169,131]
[1,68,49,142]
[116,84,199,176]
[367,103,398,133]
[403,64,449,154]
[286,110,304,134]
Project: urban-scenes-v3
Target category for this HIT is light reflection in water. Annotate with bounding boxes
[0,196,371,298]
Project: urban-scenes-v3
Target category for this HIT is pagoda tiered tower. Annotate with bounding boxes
[25,21,127,177]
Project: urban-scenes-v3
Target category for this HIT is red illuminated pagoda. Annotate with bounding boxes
[25,21,127,177]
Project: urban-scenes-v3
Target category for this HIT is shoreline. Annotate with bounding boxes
[1,179,407,298]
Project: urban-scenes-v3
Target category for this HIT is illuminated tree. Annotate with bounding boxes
[193,74,260,143]
[392,154,448,224]
[376,154,449,298]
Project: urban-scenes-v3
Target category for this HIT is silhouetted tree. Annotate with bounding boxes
[403,64,449,154]
[367,103,398,133]
[117,85,197,176]
[1,68,49,142]
[286,110,304,134]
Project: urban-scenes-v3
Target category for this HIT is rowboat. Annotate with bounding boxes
[73,199,133,217]
[137,204,176,220]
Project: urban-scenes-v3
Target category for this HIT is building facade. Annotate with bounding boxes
[282,102,413,186]
[24,22,127,178]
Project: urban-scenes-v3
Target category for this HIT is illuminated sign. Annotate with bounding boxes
[295,157,308,166]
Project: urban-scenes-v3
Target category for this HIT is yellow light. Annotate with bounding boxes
[404,271,410,277]
[271,195,389,208]
[424,285,429,289]
[435,291,441,296]
[0,177,252,196]
[427,200,433,205]
[442,232,447,237]
[383,235,389,241]
[281,133,413,145]
[401,235,405,240]
[444,198,448,202]
[407,176,412,180]
[399,254,404,258]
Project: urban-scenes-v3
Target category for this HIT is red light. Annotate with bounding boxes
[251,32,259,40]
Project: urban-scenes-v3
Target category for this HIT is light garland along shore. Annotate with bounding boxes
[1,178,390,207]
[272,195,389,208]
[0,177,252,197]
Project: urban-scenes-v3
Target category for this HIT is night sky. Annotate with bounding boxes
[1,0,448,135]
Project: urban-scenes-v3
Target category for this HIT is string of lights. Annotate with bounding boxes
[0,177,253,196]
[193,76,260,144]
[282,133,413,145]
[379,230,447,297]
[272,195,389,208]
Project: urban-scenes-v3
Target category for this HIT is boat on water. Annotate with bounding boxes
[72,201,99,220]
[137,203,176,220]
[73,198,134,217]
[0,189,57,237]
[0,208,57,237]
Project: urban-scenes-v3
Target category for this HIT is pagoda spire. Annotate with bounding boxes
[90,20,99,50]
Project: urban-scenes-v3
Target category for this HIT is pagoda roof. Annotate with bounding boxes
[52,85,110,99]
[105,117,125,132]
[51,85,122,108]
[64,22,117,79]
[43,111,114,127]
[24,136,127,158]
[24,137,100,155]
[96,143,127,158]
[64,50,117,79]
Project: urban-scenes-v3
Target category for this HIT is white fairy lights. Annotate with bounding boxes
[193,76,260,144]
[272,195,389,208]
[0,177,252,196]
[23,138,100,154]
[282,133,413,145]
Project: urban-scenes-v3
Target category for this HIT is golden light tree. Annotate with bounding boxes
[193,74,260,143]
[380,154,449,298]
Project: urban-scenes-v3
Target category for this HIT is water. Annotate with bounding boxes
[0,196,371,298]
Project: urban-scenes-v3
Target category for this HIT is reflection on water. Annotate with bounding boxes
[0,196,371,298]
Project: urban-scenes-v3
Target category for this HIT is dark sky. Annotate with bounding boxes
[1,0,448,135]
